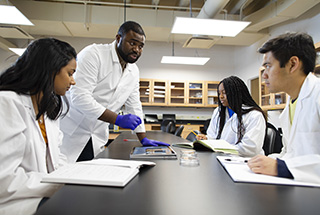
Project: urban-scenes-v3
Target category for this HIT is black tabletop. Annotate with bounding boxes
[35,131,320,215]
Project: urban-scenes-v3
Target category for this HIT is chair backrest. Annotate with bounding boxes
[200,118,211,134]
[162,114,176,121]
[165,122,173,133]
[174,125,184,137]
[186,130,200,142]
[160,119,171,132]
[263,122,283,155]
[161,119,176,134]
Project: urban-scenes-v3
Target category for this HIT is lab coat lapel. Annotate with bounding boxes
[20,95,42,139]
[279,102,290,143]
[45,118,60,169]
[109,48,134,106]
[224,108,234,129]
[285,74,315,145]
[20,95,48,172]
[110,66,134,104]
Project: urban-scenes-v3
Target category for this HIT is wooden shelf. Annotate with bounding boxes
[139,79,220,108]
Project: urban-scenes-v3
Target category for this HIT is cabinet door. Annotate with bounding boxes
[152,80,167,105]
[187,81,204,106]
[139,79,152,105]
[204,81,219,107]
[168,81,186,106]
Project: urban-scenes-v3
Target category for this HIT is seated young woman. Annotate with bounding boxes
[197,76,266,157]
[0,38,76,215]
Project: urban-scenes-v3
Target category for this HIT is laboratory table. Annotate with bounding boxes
[35,131,320,215]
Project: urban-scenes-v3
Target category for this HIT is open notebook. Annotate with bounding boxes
[173,139,238,155]
[41,159,155,187]
[217,156,320,188]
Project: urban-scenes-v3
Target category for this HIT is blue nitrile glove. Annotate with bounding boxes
[115,114,142,130]
[141,137,170,147]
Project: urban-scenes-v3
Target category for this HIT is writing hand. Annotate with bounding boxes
[196,134,207,140]
[247,154,277,176]
[115,114,142,130]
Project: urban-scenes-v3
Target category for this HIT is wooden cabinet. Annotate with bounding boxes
[168,81,186,106]
[140,78,220,108]
[139,79,152,104]
[204,81,219,107]
[259,67,288,110]
[187,81,204,106]
[139,79,167,106]
[315,42,320,74]
[152,80,167,105]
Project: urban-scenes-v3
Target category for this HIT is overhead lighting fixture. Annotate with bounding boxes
[0,5,34,26]
[9,48,26,56]
[161,56,210,65]
[171,17,251,37]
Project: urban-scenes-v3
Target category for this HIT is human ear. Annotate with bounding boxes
[116,34,121,45]
[288,56,300,74]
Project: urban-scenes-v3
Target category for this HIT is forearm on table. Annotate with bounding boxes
[136,132,146,141]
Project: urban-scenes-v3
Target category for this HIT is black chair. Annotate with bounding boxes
[263,122,283,155]
[174,125,184,137]
[200,119,211,134]
[165,122,173,133]
[186,130,200,142]
[161,119,176,134]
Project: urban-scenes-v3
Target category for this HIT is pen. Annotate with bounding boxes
[225,158,248,163]
[191,130,198,136]
[123,139,139,142]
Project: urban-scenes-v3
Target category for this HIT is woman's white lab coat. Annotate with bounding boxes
[60,41,145,163]
[269,73,320,183]
[0,92,66,215]
[207,106,266,157]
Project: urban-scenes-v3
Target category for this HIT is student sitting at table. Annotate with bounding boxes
[196,76,266,157]
[0,38,76,215]
[248,32,320,183]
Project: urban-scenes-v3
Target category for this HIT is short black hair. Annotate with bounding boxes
[258,32,316,75]
[117,21,145,37]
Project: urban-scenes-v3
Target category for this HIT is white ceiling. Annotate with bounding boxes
[0,0,319,51]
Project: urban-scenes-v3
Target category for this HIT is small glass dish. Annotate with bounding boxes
[179,149,200,167]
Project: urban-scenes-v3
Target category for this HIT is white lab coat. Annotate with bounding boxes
[60,41,145,163]
[207,106,266,157]
[0,91,66,215]
[269,73,320,183]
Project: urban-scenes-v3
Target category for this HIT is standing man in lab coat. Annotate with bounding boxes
[247,32,320,183]
[60,21,169,163]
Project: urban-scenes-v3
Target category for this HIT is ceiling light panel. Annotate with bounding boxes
[171,17,251,37]
[0,5,33,26]
[161,56,210,65]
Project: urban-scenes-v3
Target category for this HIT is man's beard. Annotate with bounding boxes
[118,42,140,64]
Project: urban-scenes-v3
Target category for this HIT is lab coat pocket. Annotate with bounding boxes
[61,108,86,136]
[293,131,320,155]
